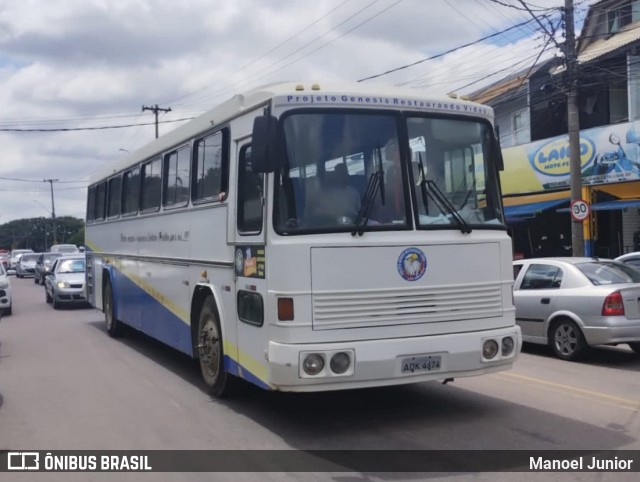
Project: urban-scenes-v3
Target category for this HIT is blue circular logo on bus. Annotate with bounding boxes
[397,248,427,281]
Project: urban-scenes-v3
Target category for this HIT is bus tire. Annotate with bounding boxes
[104,280,124,338]
[197,296,233,397]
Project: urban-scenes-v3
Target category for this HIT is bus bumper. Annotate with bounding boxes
[266,326,521,392]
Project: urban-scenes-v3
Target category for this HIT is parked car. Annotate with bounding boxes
[44,254,87,309]
[10,249,34,269]
[0,253,9,270]
[0,263,12,315]
[34,252,63,285]
[614,252,640,271]
[16,253,41,278]
[513,257,640,360]
[49,244,80,254]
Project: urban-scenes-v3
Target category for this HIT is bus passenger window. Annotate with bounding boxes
[237,146,264,234]
[141,158,161,212]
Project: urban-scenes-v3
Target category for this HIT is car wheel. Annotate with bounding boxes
[3,306,11,316]
[104,280,124,337]
[550,319,587,361]
[197,296,234,397]
[45,289,52,304]
[52,297,60,309]
[628,342,640,355]
[34,276,38,285]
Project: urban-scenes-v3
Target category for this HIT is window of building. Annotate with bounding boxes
[512,108,530,145]
[163,146,190,207]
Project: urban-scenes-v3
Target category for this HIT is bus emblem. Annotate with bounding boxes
[397,248,427,281]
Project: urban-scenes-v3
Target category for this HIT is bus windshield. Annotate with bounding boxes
[274,111,504,234]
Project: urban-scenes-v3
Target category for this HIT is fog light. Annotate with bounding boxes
[482,340,499,359]
[302,353,324,375]
[330,352,350,374]
[502,337,515,356]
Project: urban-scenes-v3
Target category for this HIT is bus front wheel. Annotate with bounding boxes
[104,281,124,338]
[197,297,232,397]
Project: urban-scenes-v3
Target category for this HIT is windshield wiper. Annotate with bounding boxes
[426,180,471,234]
[352,144,385,236]
[416,155,471,234]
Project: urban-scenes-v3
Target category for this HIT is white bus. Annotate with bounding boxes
[85,82,521,396]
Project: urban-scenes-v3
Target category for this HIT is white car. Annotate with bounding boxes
[49,244,80,254]
[615,252,640,271]
[16,252,40,278]
[0,263,12,315]
[10,249,34,270]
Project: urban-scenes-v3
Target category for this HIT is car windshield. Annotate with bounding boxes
[57,259,85,273]
[21,254,39,262]
[576,261,640,285]
[44,254,61,263]
[273,111,504,235]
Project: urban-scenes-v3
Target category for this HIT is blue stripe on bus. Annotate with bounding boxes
[109,266,194,356]
[105,265,272,391]
[224,356,271,390]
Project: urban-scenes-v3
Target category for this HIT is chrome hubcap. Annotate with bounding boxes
[554,324,577,355]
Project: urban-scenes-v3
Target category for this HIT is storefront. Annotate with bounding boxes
[500,120,640,259]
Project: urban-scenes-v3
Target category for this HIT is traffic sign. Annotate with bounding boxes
[570,199,590,222]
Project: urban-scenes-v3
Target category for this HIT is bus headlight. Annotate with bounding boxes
[482,340,499,360]
[329,352,351,374]
[502,337,515,356]
[302,353,324,376]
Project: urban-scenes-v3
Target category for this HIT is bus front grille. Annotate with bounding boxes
[312,283,502,329]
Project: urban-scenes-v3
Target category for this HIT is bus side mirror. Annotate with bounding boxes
[251,115,280,173]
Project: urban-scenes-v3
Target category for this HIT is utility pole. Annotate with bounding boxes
[142,104,172,139]
[44,178,59,245]
[564,0,584,256]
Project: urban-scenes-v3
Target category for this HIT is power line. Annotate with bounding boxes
[356,17,536,82]
[0,117,193,132]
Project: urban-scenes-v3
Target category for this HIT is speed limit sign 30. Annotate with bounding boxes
[570,199,590,222]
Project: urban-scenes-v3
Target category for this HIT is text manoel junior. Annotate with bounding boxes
[530,456,634,471]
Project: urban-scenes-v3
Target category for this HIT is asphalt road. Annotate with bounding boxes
[1,276,639,481]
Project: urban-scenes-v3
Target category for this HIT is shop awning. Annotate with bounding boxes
[504,198,570,219]
[590,199,640,211]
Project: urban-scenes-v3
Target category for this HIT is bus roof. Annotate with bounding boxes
[90,81,493,185]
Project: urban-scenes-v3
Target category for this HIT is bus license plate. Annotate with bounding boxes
[400,355,442,374]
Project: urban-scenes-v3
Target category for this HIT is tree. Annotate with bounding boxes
[0,216,85,251]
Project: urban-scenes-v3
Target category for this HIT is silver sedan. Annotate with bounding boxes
[513,257,640,360]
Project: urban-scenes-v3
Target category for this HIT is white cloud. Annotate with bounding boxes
[0,0,588,224]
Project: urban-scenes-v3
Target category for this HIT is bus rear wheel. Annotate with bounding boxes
[104,281,124,338]
[197,297,232,397]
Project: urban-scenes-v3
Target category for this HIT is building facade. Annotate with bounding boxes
[471,0,640,258]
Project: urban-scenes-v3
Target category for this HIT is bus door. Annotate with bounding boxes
[233,142,268,384]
